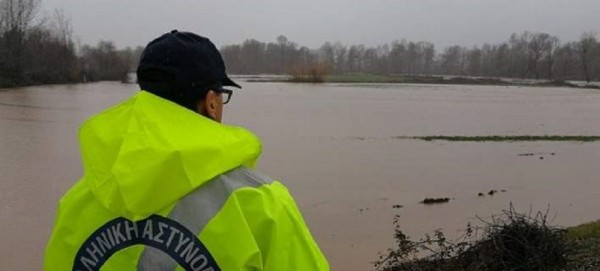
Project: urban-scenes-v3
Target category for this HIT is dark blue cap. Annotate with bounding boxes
[137,30,240,107]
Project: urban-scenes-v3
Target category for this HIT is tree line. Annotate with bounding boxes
[0,0,142,88]
[221,32,600,82]
[2,0,599,88]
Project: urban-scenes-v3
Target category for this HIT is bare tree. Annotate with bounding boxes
[545,36,560,80]
[441,46,466,75]
[422,42,435,74]
[0,4,4,34]
[493,43,511,77]
[467,47,483,76]
[576,32,599,83]
[80,41,129,81]
[554,43,577,80]
[318,42,335,72]
[389,41,406,74]
[0,0,40,84]
[332,42,347,74]
[276,35,287,72]
[0,0,39,32]
[49,9,73,48]
[528,33,551,80]
[241,39,266,73]
[347,44,365,73]
[363,47,379,73]
[509,32,532,78]
[220,44,243,73]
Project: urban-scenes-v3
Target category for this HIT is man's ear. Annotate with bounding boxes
[197,90,218,120]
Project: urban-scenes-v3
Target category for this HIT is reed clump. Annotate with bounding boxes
[289,63,330,83]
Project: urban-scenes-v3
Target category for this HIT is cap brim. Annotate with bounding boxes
[223,76,241,89]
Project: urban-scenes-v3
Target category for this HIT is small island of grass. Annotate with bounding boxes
[398,135,600,142]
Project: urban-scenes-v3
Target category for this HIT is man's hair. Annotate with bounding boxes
[138,79,213,111]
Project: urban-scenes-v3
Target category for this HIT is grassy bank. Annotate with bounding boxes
[376,210,600,271]
[566,220,600,269]
[401,135,600,142]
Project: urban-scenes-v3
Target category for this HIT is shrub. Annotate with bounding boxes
[374,205,567,271]
[289,62,329,83]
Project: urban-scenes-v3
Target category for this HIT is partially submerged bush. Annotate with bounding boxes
[375,205,567,271]
[421,197,451,205]
[289,62,329,83]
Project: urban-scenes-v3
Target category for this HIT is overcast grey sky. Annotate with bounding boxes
[41,0,600,49]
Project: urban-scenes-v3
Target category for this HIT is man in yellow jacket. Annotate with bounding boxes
[45,30,329,271]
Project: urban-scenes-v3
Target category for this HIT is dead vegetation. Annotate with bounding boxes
[374,205,568,271]
[421,198,451,205]
[289,62,330,83]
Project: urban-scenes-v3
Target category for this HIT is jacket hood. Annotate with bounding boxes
[78,91,261,220]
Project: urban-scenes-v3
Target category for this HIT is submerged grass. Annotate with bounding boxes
[400,135,600,142]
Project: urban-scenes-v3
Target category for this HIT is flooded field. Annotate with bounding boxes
[1,82,600,270]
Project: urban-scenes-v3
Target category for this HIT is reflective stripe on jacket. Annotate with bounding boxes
[44,91,329,270]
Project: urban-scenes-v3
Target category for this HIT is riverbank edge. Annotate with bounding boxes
[0,77,135,90]
[378,219,600,270]
[3,76,599,91]
[565,220,600,269]
[246,74,600,90]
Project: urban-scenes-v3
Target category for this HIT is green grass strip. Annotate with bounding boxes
[400,135,600,142]
[568,220,600,240]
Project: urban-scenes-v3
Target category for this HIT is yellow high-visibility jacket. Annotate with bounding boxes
[44,91,329,271]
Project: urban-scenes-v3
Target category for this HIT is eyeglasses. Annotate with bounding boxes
[214,88,233,104]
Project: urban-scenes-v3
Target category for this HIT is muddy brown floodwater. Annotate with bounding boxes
[2,82,600,270]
